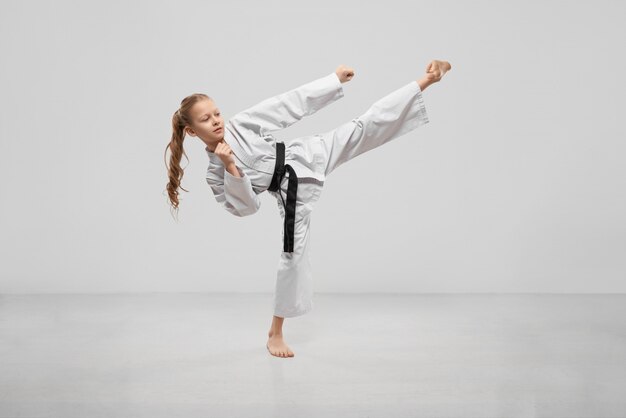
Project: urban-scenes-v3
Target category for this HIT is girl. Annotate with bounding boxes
[165,60,452,358]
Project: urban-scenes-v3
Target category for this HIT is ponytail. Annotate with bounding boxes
[164,93,212,220]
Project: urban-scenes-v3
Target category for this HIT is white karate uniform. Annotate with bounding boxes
[205,71,429,318]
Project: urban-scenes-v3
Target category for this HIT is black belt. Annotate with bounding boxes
[267,142,298,253]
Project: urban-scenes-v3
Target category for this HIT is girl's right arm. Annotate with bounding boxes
[205,167,261,217]
[206,140,260,217]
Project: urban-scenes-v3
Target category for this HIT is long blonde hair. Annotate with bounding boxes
[164,93,212,219]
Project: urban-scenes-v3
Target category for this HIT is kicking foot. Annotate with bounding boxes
[266,333,295,358]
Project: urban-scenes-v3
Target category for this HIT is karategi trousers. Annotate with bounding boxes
[268,79,429,318]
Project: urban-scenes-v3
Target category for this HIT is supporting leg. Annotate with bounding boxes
[273,204,315,319]
[266,181,322,358]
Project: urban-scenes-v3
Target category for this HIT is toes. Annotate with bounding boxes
[267,342,295,358]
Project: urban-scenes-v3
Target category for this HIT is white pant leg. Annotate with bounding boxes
[269,179,322,318]
[318,80,429,177]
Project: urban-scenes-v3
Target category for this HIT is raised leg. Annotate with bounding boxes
[318,80,430,177]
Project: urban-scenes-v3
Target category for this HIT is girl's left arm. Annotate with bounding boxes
[228,72,344,137]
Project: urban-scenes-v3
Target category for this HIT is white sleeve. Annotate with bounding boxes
[205,166,261,217]
[228,72,344,137]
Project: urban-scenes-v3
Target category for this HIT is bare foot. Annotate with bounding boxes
[266,332,295,358]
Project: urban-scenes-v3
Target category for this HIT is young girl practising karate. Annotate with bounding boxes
[165,59,452,358]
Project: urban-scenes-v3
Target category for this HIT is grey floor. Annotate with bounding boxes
[1,293,625,418]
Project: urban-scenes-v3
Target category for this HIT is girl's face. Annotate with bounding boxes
[186,99,225,145]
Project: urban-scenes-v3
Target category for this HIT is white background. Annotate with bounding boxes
[1,0,624,293]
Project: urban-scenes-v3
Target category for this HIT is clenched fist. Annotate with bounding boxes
[335,64,355,83]
[424,60,452,83]
[214,140,235,167]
